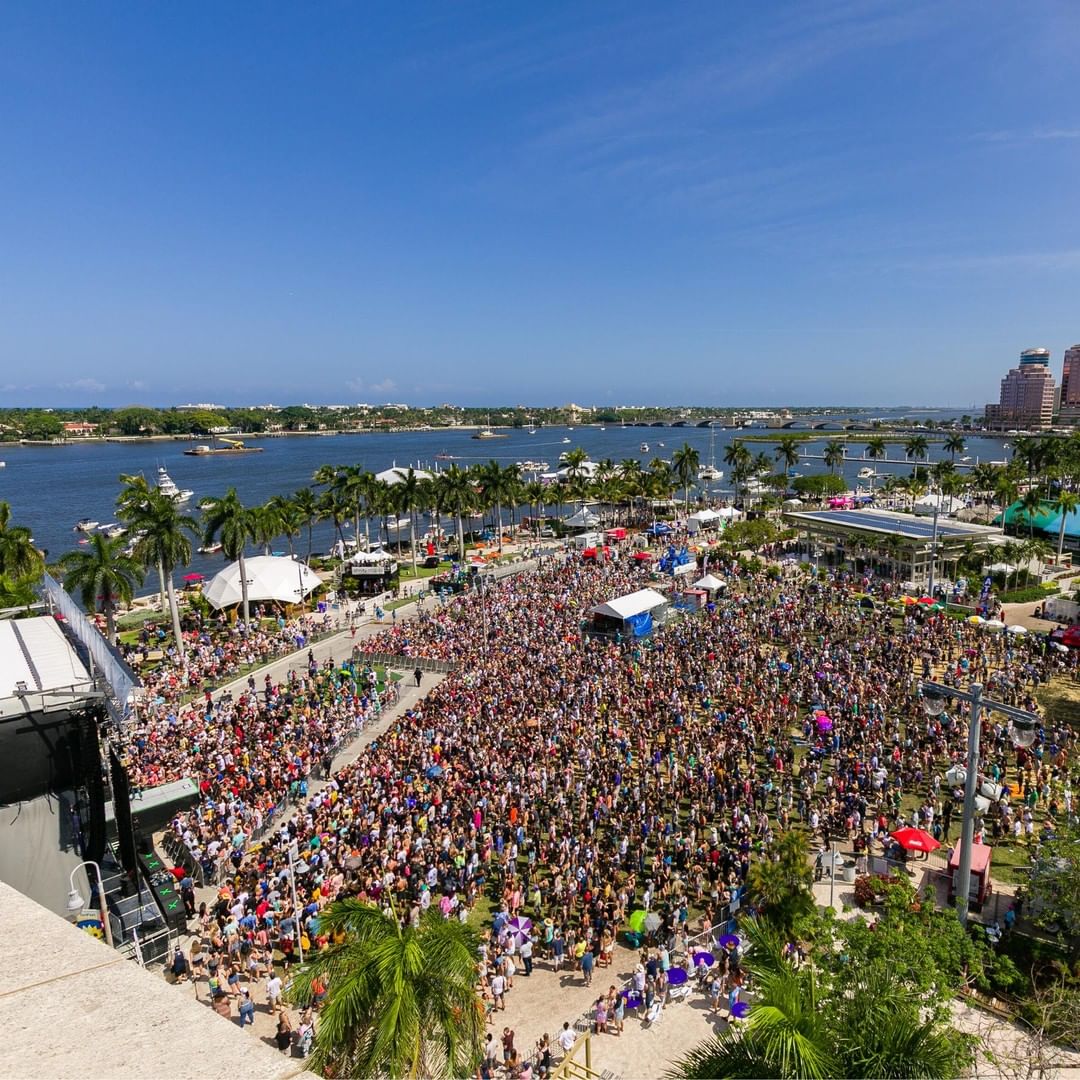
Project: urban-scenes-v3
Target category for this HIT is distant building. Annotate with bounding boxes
[175,402,225,411]
[984,347,1055,430]
[62,421,98,436]
[1059,344,1080,424]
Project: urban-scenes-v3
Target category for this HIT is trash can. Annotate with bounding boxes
[841,860,857,884]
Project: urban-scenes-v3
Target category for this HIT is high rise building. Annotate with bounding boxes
[1060,344,1080,423]
[984,347,1056,430]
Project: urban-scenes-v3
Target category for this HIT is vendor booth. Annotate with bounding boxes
[342,548,400,595]
[564,507,600,532]
[589,588,669,639]
[948,841,993,910]
[687,509,721,534]
[203,555,322,611]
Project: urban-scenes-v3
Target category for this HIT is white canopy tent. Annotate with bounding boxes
[687,509,720,533]
[692,573,726,592]
[713,506,741,519]
[204,555,322,610]
[375,465,433,485]
[564,507,600,530]
[913,494,966,517]
[590,588,668,621]
[347,547,397,569]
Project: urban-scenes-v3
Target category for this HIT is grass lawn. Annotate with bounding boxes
[398,564,446,582]
[1037,678,1080,729]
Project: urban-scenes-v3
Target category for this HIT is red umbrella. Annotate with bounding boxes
[183,573,203,582]
[632,551,653,561]
[890,826,940,853]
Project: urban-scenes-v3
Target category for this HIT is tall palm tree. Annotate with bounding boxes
[671,443,701,511]
[1052,489,1080,562]
[904,434,929,462]
[822,440,846,475]
[318,487,351,551]
[944,433,966,462]
[724,442,752,500]
[291,487,320,561]
[775,436,801,471]
[994,472,1019,534]
[130,490,198,660]
[58,533,144,644]
[865,436,887,464]
[562,446,589,480]
[1019,486,1043,540]
[116,472,168,613]
[437,465,475,561]
[269,494,304,558]
[288,899,483,1079]
[392,467,423,573]
[998,539,1021,592]
[522,480,547,538]
[251,499,285,555]
[199,488,257,623]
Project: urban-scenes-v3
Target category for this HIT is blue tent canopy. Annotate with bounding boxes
[646,522,673,536]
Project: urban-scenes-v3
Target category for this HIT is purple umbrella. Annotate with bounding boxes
[621,990,643,1009]
[731,1001,750,1019]
[506,916,533,945]
[816,714,833,732]
[718,934,740,949]
[666,967,688,986]
[693,950,715,968]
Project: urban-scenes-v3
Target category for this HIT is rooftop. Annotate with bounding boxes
[784,508,1000,541]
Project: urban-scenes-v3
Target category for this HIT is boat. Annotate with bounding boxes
[517,460,549,472]
[599,427,606,431]
[198,541,223,555]
[74,519,98,532]
[528,427,537,435]
[640,443,650,453]
[96,522,126,538]
[698,426,721,481]
[562,437,572,444]
[657,442,665,448]
[157,465,194,502]
[471,415,508,440]
[434,452,459,461]
[857,467,877,480]
[184,437,263,455]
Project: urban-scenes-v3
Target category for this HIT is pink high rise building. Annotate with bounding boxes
[1060,344,1080,422]
[984,348,1056,430]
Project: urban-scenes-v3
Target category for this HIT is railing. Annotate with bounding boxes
[353,651,459,674]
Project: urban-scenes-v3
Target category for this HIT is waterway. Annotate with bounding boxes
[0,419,1008,584]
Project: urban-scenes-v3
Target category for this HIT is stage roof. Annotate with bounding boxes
[591,588,668,621]
[785,508,999,541]
[0,617,92,698]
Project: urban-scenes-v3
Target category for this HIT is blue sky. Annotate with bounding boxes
[1,1,1079,408]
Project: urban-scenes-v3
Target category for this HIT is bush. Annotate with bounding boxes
[997,583,1059,604]
[853,873,903,908]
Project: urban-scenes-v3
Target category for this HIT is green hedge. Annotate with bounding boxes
[998,583,1059,604]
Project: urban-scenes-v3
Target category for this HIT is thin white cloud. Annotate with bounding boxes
[971,127,1080,143]
[59,378,105,393]
[895,249,1080,273]
[370,378,397,394]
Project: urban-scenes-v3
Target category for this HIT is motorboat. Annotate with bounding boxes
[435,452,459,461]
[157,465,194,502]
[562,436,572,444]
[527,426,537,435]
[74,519,98,532]
[198,541,223,555]
[857,467,876,480]
[517,460,549,472]
[698,465,722,481]
[640,443,650,453]
[97,522,126,538]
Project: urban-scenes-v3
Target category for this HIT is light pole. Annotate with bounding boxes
[926,497,941,599]
[920,681,1038,925]
[287,841,309,963]
[65,860,115,949]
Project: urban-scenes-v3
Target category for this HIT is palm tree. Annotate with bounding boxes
[944,433,966,462]
[1052,489,1080,562]
[251,499,285,555]
[562,446,589,480]
[392,467,423,573]
[269,494,304,558]
[993,472,1019,534]
[904,434,929,462]
[671,443,701,511]
[436,465,474,561]
[1019,486,1043,540]
[865,436,887,464]
[199,488,257,623]
[58,533,144,644]
[291,488,320,561]
[116,472,168,612]
[775,436,801,471]
[745,831,814,934]
[724,442,752,500]
[288,899,483,1079]
[0,500,44,583]
[522,480,546,538]
[318,487,351,552]
[822,440,846,475]
[130,490,199,660]
[998,539,1021,592]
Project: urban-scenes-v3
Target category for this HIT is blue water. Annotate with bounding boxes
[0,421,1007,586]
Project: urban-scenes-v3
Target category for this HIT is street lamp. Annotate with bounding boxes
[920,681,1039,925]
[66,860,115,949]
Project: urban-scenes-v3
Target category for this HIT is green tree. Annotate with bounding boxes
[864,436,887,463]
[436,465,476,560]
[1052,489,1080,562]
[775,436,801,471]
[288,899,483,1078]
[791,474,846,499]
[392,467,424,573]
[1019,486,1043,540]
[290,488,320,561]
[905,434,929,462]
[199,489,256,623]
[943,433,966,461]
[269,494,304,558]
[671,442,701,511]
[0,501,44,609]
[745,830,814,934]
[58,533,144,644]
[822,440,846,474]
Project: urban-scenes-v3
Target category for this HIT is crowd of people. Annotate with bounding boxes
[118,540,1078,1065]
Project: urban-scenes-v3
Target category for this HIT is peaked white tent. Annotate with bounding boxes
[204,555,322,610]
[687,509,720,533]
[590,588,668,621]
[692,573,726,592]
[375,465,433,485]
[564,507,600,529]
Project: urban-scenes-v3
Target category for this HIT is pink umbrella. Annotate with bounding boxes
[816,713,833,732]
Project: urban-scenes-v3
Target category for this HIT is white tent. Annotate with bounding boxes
[782,498,803,510]
[687,509,720,533]
[713,506,741,519]
[347,547,397,568]
[564,507,600,529]
[590,588,668,621]
[204,555,322,610]
[692,573,726,592]
[375,465,433,485]
[913,494,965,517]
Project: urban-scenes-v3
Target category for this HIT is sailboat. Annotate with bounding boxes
[698,425,723,481]
[472,414,507,440]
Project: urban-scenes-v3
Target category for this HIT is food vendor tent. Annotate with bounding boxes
[590,588,668,637]
[204,555,322,610]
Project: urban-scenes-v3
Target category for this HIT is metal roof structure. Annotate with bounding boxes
[785,508,999,542]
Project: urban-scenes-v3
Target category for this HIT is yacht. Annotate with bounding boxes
[157,465,194,502]
[97,522,126,538]
[198,541,223,555]
[74,519,98,532]
[698,426,721,481]
[857,467,877,480]
[640,442,650,453]
[471,414,507,440]
[562,436,572,444]
[516,460,549,473]
[528,427,537,435]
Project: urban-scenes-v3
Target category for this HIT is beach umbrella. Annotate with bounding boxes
[667,967,688,987]
[1052,642,1069,653]
[815,714,833,732]
[1006,624,1028,635]
[983,619,1006,631]
[693,950,715,968]
[890,826,940,853]
[628,910,647,934]
[644,912,662,932]
[621,990,643,1009]
[506,916,533,945]
[718,934,740,949]
[183,572,203,582]
[425,765,444,779]
[731,1001,751,1019]
[967,615,983,625]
